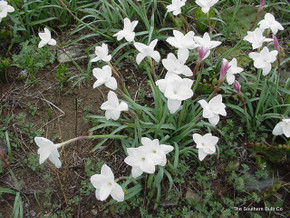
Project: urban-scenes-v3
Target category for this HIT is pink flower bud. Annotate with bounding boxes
[233,80,242,95]
[219,59,230,81]
[273,34,280,52]
[197,47,209,63]
[259,0,265,10]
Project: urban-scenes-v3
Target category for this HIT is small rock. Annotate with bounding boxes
[57,44,87,63]
[91,209,98,215]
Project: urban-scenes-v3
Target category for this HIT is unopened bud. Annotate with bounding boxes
[273,34,280,52]
[233,80,242,96]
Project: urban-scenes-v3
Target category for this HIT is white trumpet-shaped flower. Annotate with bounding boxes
[101,91,128,120]
[90,164,124,202]
[194,32,221,60]
[226,58,243,85]
[196,0,219,14]
[124,146,162,178]
[243,28,272,50]
[34,137,61,168]
[38,28,57,48]
[249,47,278,76]
[134,39,160,64]
[156,74,193,113]
[141,137,174,167]
[91,43,112,62]
[0,1,14,22]
[166,0,187,16]
[258,13,284,34]
[124,137,174,178]
[198,94,227,126]
[92,65,117,90]
[166,30,198,50]
[193,133,219,161]
[113,17,138,42]
[272,119,290,138]
[162,49,192,76]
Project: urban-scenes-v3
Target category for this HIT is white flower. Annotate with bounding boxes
[113,17,138,42]
[34,137,61,168]
[166,30,198,50]
[258,13,284,34]
[141,137,174,166]
[226,58,243,85]
[166,0,187,16]
[92,65,117,90]
[156,74,193,113]
[243,28,272,50]
[134,39,160,64]
[101,91,128,120]
[272,119,290,138]
[198,94,227,126]
[193,133,219,161]
[162,49,192,76]
[196,0,219,14]
[90,164,124,202]
[249,47,278,76]
[91,43,112,62]
[38,28,57,48]
[0,1,14,21]
[194,32,221,59]
[124,146,162,178]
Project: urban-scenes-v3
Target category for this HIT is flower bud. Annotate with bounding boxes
[233,80,242,96]
[219,59,230,81]
[273,34,280,52]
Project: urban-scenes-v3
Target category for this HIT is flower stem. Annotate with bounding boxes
[249,7,262,31]
[148,57,157,81]
[192,62,204,93]
[209,76,226,98]
[252,69,262,98]
[106,62,131,97]
[59,135,127,148]
[192,61,201,80]
[207,12,212,33]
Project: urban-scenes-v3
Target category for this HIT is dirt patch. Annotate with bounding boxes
[0,59,146,216]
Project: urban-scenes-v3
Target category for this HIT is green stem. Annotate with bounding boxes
[255,78,267,117]
[207,12,212,33]
[252,69,262,98]
[192,62,204,93]
[240,95,251,131]
[148,57,157,81]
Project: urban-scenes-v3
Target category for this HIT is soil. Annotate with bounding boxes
[0,60,146,217]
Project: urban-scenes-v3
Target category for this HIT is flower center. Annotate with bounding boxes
[153,150,157,153]
[108,182,113,186]
[173,90,178,95]
[201,143,205,146]
[141,157,146,161]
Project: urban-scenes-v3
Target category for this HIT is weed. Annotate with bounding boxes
[12,38,55,80]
